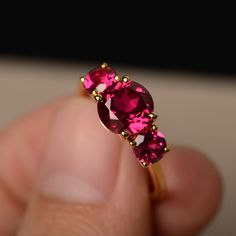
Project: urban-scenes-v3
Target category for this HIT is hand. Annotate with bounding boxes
[0,96,223,236]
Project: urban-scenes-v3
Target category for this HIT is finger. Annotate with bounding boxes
[17,97,151,236]
[0,97,68,235]
[0,93,223,236]
[154,147,223,236]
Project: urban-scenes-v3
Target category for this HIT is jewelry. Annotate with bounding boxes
[80,63,169,200]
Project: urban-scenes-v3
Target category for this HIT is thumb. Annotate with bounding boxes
[17,97,151,236]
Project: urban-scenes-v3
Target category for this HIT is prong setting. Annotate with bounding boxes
[121,76,129,83]
[80,76,85,83]
[129,140,137,147]
[101,62,108,68]
[149,112,158,121]
[115,75,121,81]
[92,90,98,96]
[140,161,149,168]
[120,130,129,139]
[164,147,170,153]
[151,124,158,131]
[94,95,103,102]
[92,90,103,102]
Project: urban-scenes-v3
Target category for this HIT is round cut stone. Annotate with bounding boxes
[97,81,154,135]
[83,66,116,93]
[133,130,167,165]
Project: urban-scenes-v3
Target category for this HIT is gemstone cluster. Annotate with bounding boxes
[81,63,169,167]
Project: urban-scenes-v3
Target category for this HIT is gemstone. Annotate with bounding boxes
[83,65,116,93]
[97,81,154,135]
[133,130,167,165]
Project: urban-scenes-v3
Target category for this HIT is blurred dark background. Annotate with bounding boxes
[0,9,235,76]
[1,42,236,75]
[1,40,235,76]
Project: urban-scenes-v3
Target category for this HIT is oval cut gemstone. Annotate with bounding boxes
[133,130,167,165]
[83,65,116,93]
[97,81,154,135]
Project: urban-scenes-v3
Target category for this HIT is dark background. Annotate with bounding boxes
[0,10,235,76]
[1,39,235,76]
[1,42,235,75]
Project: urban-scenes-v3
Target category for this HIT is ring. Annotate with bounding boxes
[80,63,169,201]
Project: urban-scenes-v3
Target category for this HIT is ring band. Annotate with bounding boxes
[79,63,169,200]
[148,163,167,200]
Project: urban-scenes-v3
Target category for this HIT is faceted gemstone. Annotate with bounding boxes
[83,65,116,93]
[133,130,167,165]
[97,81,154,135]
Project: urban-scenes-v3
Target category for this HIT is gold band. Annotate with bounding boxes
[79,79,167,201]
[148,162,167,201]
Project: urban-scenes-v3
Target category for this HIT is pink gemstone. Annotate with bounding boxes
[83,66,116,93]
[97,81,154,135]
[133,130,167,165]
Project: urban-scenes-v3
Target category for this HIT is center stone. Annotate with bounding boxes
[97,81,154,135]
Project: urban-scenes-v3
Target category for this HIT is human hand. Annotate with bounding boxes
[0,96,222,236]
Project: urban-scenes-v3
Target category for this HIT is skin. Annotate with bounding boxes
[0,95,223,236]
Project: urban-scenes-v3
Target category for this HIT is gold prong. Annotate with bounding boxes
[151,124,158,131]
[92,90,103,102]
[121,76,129,83]
[129,140,137,147]
[140,161,149,168]
[120,130,129,139]
[80,76,85,83]
[149,112,158,121]
[101,62,108,68]
[164,147,170,153]
[92,90,98,96]
[94,95,103,102]
[115,75,121,81]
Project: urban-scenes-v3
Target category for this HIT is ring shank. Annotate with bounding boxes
[148,162,167,201]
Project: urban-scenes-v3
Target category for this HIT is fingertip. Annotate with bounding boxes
[155,147,223,236]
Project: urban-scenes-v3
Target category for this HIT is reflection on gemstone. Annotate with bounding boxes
[133,130,167,165]
[83,65,116,93]
[98,81,154,135]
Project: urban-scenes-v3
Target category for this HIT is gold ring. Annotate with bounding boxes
[79,63,169,201]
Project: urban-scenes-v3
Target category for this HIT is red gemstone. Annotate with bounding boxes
[133,130,167,165]
[83,66,116,93]
[97,81,154,135]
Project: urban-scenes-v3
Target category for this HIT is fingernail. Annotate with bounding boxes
[39,98,121,203]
